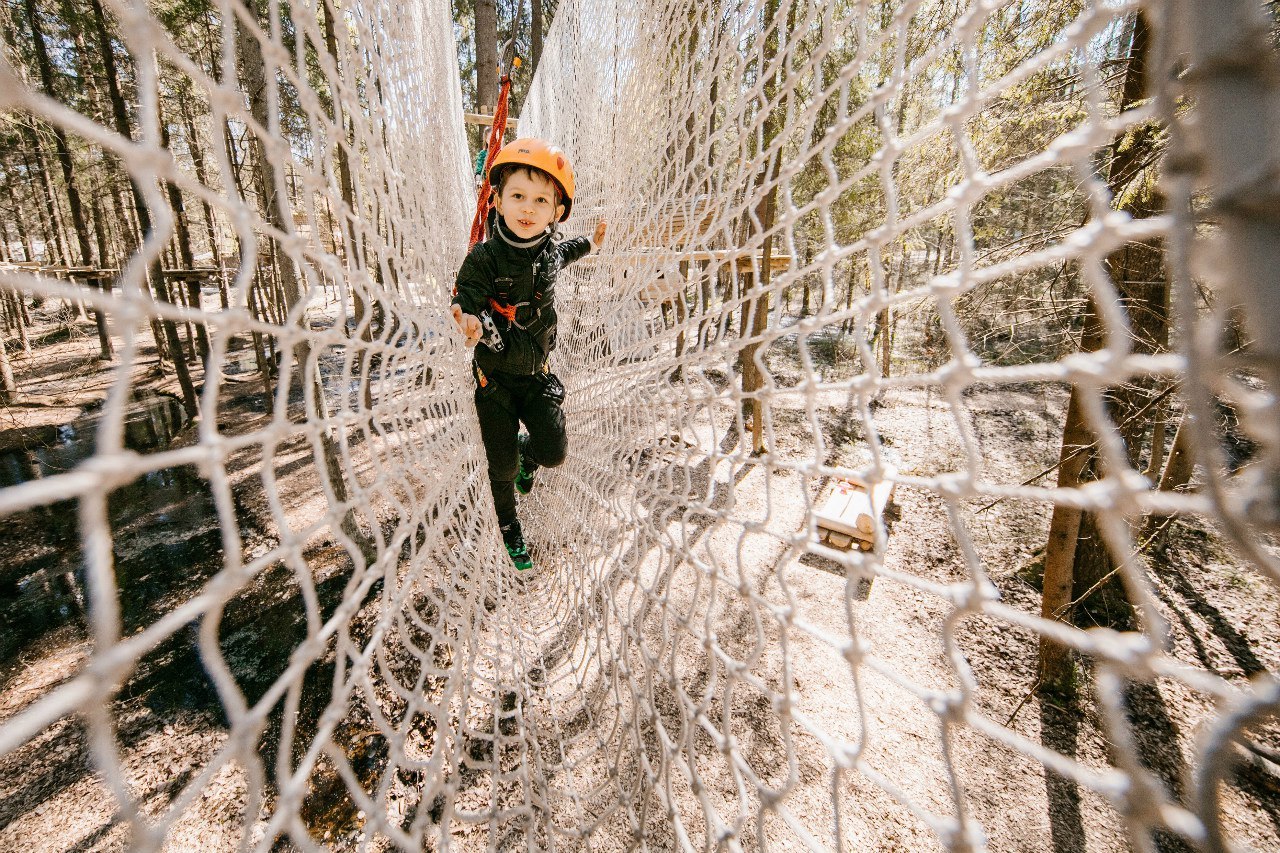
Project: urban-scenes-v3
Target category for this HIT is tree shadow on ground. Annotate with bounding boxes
[1040,693,1086,853]
[1040,678,1199,853]
[1119,680,1196,853]
[1150,545,1267,680]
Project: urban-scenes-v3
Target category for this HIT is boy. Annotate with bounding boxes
[451,138,607,571]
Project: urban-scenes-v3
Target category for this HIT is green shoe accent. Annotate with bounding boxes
[502,522,533,571]
[506,540,533,571]
[515,434,537,495]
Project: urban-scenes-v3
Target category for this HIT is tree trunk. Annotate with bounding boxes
[22,144,67,266]
[672,270,688,382]
[1068,12,1165,627]
[178,88,227,298]
[3,175,35,261]
[875,307,890,376]
[24,0,113,358]
[1039,12,1162,690]
[0,313,16,402]
[66,0,113,305]
[238,0,373,563]
[739,0,788,455]
[246,279,276,410]
[159,108,209,362]
[1038,330,1101,691]
[177,89,234,314]
[90,192,111,270]
[1138,410,1196,546]
[322,0,372,379]
[6,291,31,355]
[475,0,499,113]
[531,0,543,72]
[87,0,198,410]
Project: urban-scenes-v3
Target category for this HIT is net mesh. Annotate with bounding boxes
[1,0,1278,849]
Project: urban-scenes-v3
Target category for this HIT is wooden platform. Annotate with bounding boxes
[464,112,522,127]
[0,264,118,279]
[0,264,217,281]
[813,470,896,552]
[158,268,220,281]
[632,197,720,247]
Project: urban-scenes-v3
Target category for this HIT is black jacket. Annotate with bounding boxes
[453,229,593,376]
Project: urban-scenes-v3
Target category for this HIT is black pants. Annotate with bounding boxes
[474,369,567,528]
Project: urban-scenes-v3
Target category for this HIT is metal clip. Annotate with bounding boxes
[479,309,505,352]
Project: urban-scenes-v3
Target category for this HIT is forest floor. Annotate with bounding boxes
[0,301,1278,852]
[720,363,1280,852]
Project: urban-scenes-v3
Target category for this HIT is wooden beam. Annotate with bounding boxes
[464,112,521,127]
[593,249,793,272]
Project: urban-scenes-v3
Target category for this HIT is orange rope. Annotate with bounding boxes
[488,298,517,323]
[468,75,513,251]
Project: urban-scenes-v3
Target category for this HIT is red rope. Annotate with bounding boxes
[487,298,517,323]
[468,75,513,251]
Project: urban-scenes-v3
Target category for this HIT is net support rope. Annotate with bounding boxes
[0,0,1277,849]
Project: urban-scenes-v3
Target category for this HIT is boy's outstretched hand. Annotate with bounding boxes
[450,304,482,347]
[593,220,608,247]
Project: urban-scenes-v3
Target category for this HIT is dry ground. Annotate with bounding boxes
[0,304,1277,852]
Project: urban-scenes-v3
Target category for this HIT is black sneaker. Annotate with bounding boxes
[515,433,537,495]
[501,522,533,571]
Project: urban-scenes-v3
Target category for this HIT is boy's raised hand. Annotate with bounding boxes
[450,304,482,347]
[593,220,608,247]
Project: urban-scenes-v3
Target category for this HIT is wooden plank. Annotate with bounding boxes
[816,483,873,537]
[464,112,521,127]
[158,268,219,279]
[632,198,719,249]
[1,264,118,277]
[627,248,793,272]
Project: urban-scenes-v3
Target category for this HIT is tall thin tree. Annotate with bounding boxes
[236,0,373,562]
[23,0,113,356]
[1039,13,1165,691]
[475,0,498,112]
[88,0,200,411]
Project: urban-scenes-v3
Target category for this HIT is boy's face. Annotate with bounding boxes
[494,169,564,240]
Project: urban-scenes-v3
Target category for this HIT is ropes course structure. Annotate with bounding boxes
[0,0,1278,849]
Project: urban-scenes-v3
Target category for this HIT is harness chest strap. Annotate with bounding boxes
[488,260,549,327]
[487,295,544,329]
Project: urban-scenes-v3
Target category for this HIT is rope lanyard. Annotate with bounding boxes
[468,74,513,251]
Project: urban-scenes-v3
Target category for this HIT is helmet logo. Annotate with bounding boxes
[556,156,565,170]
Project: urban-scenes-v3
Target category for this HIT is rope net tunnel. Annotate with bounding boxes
[0,0,1278,849]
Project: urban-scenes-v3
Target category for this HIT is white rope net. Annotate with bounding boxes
[1,0,1278,849]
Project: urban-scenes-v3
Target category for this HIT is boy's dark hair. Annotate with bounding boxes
[494,164,563,207]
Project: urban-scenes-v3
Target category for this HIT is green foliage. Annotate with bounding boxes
[455,0,556,153]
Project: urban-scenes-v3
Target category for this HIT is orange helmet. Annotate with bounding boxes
[488,138,575,221]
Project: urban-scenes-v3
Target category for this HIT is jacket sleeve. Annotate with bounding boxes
[557,236,594,267]
[451,248,490,316]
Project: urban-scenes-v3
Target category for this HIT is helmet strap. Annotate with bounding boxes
[495,216,551,250]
